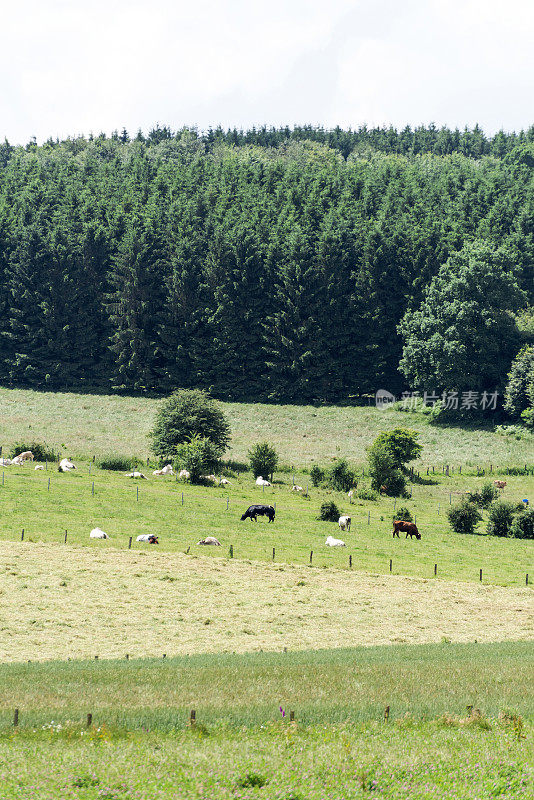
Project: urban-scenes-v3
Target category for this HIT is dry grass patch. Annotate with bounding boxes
[0,542,532,663]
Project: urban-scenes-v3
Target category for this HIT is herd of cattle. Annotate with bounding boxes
[2,450,515,550]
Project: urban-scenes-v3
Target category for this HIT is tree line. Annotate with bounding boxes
[0,125,532,403]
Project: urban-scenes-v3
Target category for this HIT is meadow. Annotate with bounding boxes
[0,644,532,798]
[1,386,533,467]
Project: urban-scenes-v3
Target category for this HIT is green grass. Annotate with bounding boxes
[0,463,532,587]
[0,644,532,798]
[1,642,532,729]
[1,386,533,466]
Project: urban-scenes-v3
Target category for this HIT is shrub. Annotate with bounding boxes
[367,441,406,495]
[318,501,340,522]
[447,499,483,534]
[370,428,422,469]
[510,508,534,539]
[310,465,326,487]
[98,456,137,471]
[328,459,356,492]
[173,436,220,483]
[393,506,412,522]
[357,487,378,501]
[150,389,230,460]
[248,442,278,479]
[468,482,498,508]
[487,501,516,537]
[8,441,59,462]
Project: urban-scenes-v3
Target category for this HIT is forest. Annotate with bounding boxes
[0,123,532,405]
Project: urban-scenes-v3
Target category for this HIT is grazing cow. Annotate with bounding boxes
[90,527,109,539]
[136,534,159,544]
[241,504,275,522]
[219,477,231,486]
[201,474,216,483]
[291,485,303,492]
[197,536,221,545]
[325,535,345,547]
[392,520,421,539]
[34,465,44,470]
[178,470,190,480]
[494,480,507,490]
[15,451,34,462]
[338,515,351,532]
[59,458,76,472]
[255,476,271,486]
[125,471,147,479]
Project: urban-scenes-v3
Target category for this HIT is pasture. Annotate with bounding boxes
[0,644,532,798]
[1,386,533,466]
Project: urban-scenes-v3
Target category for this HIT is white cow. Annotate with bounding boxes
[153,464,174,476]
[90,527,109,539]
[59,458,76,472]
[338,516,351,532]
[125,471,147,479]
[0,458,12,466]
[136,534,159,543]
[197,536,221,545]
[201,474,216,483]
[34,465,44,470]
[15,451,34,462]
[178,470,191,480]
[291,485,303,492]
[256,476,271,486]
[11,455,24,466]
[219,477,231,486]
[325,535,345,547]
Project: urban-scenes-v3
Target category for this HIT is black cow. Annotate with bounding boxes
[240,504,275,522]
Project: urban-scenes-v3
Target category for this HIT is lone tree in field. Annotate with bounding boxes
[248,442,279,480]
[150,389,230,460]
[367,428,421,496]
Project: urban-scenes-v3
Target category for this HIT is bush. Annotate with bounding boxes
[370,428,422,469]
[328,459,356,492]
[467,482,498,508]
[318,501,340,522]
[447,499,483,534]
[367,439,407,496]
[357,487,378,501]
[510,507,534,539]
[150,389,230,460]
[8,441,59,462]
[487,501,516,537]
[393,506,412,522]
[98,456,137,471]
[310,465,326,487]
[173,436,220,483]
[248,442,278,480]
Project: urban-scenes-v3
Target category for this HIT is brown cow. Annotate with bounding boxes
[392,520,421,539]
[494,480,507,490]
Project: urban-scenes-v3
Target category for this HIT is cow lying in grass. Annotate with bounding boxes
[240,504,275,522]
[392,520,421,539]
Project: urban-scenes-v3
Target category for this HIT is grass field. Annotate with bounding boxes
[1,386,533,467]
[0,644,532,798]
[0,463,532,588]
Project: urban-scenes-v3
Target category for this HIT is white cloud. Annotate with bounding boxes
[0,0,532,143]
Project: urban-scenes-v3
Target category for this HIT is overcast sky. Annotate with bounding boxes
[1,0,533,145]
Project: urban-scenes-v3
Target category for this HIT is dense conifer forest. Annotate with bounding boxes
[0,124,532,402]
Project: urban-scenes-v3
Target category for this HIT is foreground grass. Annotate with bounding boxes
[0,642,533,729]
[0,541,531,661]
[1,386,533,466]
[0,719,532,799]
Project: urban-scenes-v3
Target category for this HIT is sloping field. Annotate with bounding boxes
[1,386,533,466]
[0,542,532,663]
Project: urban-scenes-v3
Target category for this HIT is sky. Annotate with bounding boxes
[1,0,533,145]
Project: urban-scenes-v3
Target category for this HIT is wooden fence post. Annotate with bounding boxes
[13,709,19,727]
[349,554,352,569]
[64,530,67,544]
[48,477,50,492]
[229,544,233,558]
[136,485,139,502]
[86,713,92,728]
[384,705,390,722]
[21,529,24,541]
[272,547,275,561]
[389,559,392,573]
[128,537,132,549]
[309,550,313,564]
[434,563,437,576]
[479,569,483,582]
[190,710,196,726]
[289,710,295,722]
